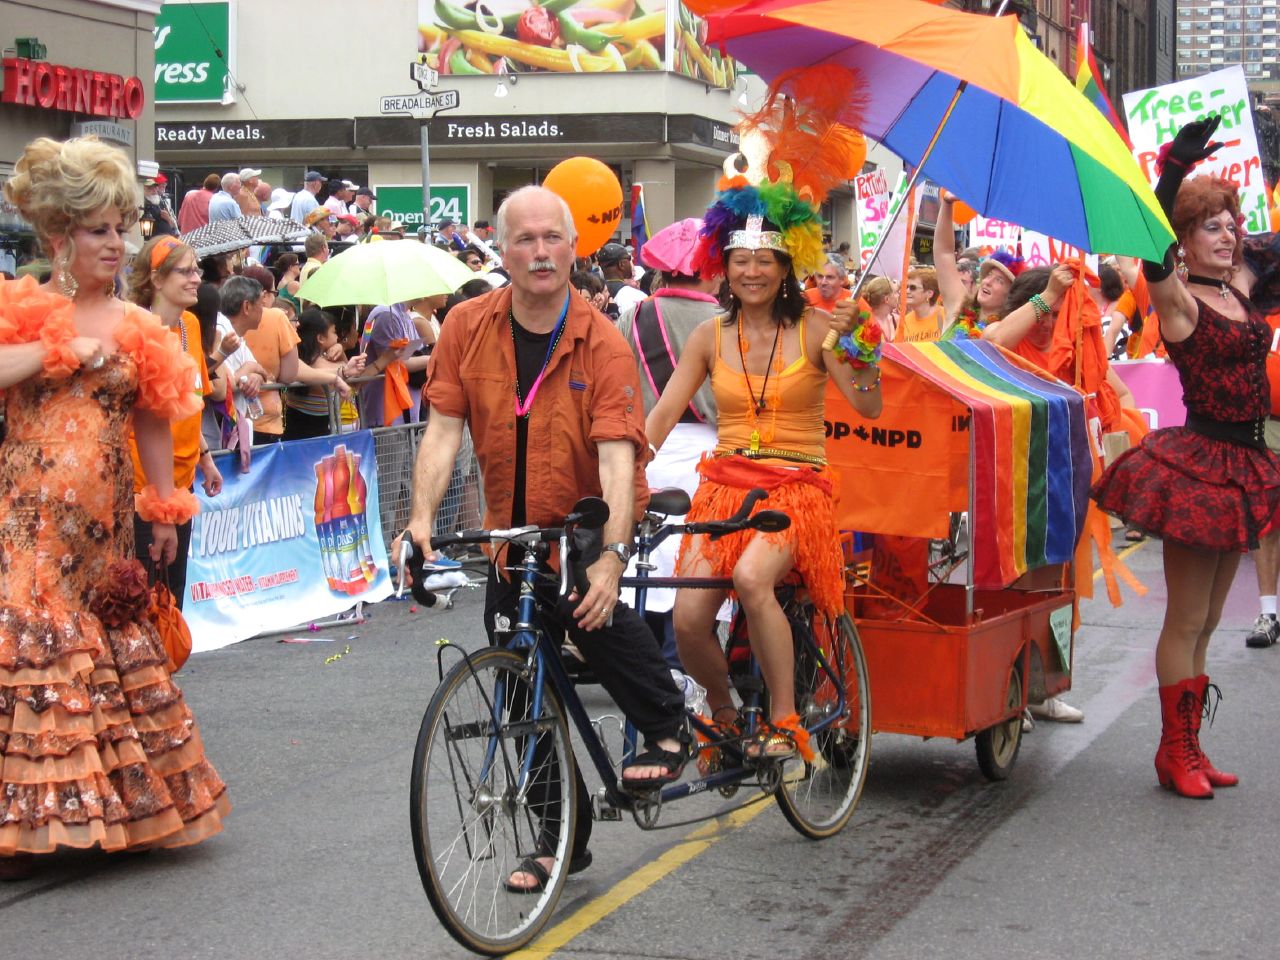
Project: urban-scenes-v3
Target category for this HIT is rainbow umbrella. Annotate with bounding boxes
[701,0,1174,261]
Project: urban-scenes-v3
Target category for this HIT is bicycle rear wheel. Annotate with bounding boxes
[410,647,578,955]
[776,610,871,839]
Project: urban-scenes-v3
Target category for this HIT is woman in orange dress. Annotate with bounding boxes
[646,179,882,760]
[0,137,229,879]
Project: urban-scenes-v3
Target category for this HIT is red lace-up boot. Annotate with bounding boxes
[1189,674,1238,788]
[1154,679,1213,799]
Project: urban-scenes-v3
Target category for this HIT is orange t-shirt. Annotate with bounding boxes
[244,306,301,436]
[130,310,211,492]
[896,304,945,342]
[803,287,851,314]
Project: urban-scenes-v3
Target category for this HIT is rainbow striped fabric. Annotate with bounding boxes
[894,340,1093,588]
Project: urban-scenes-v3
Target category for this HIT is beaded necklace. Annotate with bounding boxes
[736,313,785,453]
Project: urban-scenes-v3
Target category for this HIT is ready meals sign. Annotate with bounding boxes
[1123,66,1268,234]
[154,1,232,103]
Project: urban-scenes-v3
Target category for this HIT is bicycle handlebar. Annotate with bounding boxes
[396,488,790,605]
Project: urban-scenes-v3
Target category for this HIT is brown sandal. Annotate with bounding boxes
[697,707,743,776]
[744,714,815,763]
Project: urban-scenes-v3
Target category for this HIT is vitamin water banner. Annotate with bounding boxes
[185,431,393,652]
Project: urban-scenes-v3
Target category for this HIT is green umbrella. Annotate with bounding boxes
[297,240,477,307]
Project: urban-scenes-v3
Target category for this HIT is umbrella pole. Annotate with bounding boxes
[836,81,970,331]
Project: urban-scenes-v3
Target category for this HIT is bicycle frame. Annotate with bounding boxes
[477,514,856,821]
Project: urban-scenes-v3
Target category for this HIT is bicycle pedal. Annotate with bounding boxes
[592,787,624,821]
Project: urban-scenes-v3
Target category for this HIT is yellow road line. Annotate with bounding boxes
[507,799,772,959]
[515,540,1149,957]
[1092,538,1148,582]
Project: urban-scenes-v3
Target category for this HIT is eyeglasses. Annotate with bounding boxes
[170,266,201,278]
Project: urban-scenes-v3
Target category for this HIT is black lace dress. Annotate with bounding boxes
[1092,289,1280,551]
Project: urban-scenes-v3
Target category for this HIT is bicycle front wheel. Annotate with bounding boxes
[776,611,871,839]
[410,647,578,955]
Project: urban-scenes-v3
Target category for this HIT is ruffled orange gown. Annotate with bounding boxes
[0,277,229,855]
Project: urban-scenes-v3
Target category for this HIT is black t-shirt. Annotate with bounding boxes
[509,315,553,526]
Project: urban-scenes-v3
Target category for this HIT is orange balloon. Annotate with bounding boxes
[543,157,623,258]
[952,199,978,226]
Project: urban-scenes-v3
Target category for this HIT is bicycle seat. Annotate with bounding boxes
[648,487,692,516]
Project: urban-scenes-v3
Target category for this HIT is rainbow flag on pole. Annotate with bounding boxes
[630,184,650,261]
[1075,22,1132,150]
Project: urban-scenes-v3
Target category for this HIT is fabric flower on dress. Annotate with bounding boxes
[90,559,151,629]
[0,276,81,378]
[114,306,202,420]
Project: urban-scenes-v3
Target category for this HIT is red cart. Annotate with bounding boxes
[826,340,1092,779]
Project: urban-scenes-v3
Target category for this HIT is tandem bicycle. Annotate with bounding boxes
[399,487,871,955]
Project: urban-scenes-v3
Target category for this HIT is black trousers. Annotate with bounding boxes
[133,513,194,611]
[484,561,684,859]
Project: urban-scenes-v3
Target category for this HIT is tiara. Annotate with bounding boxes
[726,215,787,254]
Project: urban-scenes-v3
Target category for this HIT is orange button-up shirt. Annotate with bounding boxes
[426,285,649,529]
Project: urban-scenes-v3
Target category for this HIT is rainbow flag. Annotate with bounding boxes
[630,184,650,261]
[1075,22,1132,150]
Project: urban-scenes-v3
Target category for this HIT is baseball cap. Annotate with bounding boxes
[597,242,630,266]
[342,180,358,191]
[438,218,457,228]
[304,170,324,183]
[239,167,263,179]
[355,187,376,199]
[336,214,359,226]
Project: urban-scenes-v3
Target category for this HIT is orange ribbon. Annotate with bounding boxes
[383,337,413,426]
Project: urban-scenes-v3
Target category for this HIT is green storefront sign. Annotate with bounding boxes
[153,2,232,103]
[374,185,471,229]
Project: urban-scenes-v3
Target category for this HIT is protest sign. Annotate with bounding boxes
[968,217,1097,272]
[856,170,910,280]
[1122,66,1268,234]
[185,432,393,652]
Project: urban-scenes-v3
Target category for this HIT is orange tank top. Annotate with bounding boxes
[712,314,828,461]
[896,304,945,343]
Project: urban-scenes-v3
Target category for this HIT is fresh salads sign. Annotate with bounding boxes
[1122,66,1268,234]
[153,1,232,103]
[374,184,471,228]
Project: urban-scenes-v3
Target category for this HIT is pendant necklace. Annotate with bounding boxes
[1185,273,1231,301]
[736,314,784,453]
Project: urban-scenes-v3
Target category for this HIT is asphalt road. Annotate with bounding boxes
[4,535,1279,960]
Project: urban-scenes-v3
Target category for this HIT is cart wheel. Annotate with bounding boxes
[975,666,1022,781]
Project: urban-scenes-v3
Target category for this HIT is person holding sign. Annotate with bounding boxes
[1093,117,1280,799]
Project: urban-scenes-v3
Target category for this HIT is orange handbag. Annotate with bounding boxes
[150,574,192,673]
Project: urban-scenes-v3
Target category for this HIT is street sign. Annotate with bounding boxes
[379,89,459,119]
[410,60,439,91]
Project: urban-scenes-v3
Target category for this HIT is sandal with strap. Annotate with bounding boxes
[697,707,744,776]
[503,849,593,895]
[744,714,815,764]
[621,738,693,792]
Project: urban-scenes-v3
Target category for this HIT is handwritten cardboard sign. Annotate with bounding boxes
[1122,65,1267,234]
[856,171,909,280]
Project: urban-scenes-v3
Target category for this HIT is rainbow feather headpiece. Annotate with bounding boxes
[695,176,825,279]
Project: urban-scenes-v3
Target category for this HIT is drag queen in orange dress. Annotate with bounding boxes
[0,137,229,879]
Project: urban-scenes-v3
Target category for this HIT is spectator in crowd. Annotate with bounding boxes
[284,308,356,440]
[273,251,303,305]
[178,172,221,233]
[351,186,376,216]
[240,264,362,444]
[897,267,947,342]
[254,180,272,210]
[298,233,330,284]
[125,236,223,606]
[955,252,979,296]
[142,175,178,237]
[193,281,229,453]
[208,172,242,222]
[437,218,467,252]
[335,214,361,242]
[571,268,611,317]
[237,167,264,216]
[290,170,324,224]
[359,294,444,427]
[324,179,353,218]
[599,242,645,316]
[804,257,852,313]
[458,246,485,271]
[267,188,295,219]
[305,208,335,240]
[862,275,899,342]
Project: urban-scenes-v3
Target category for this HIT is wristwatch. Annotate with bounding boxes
[602,542,632,565]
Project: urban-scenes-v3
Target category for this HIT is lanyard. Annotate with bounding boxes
[512,293,570,419]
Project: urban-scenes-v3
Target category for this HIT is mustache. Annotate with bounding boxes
[528,259,556,273]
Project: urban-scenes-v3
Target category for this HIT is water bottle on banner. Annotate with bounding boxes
[313,447,378,596]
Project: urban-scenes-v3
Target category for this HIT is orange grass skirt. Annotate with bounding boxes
[676,455,844,617]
